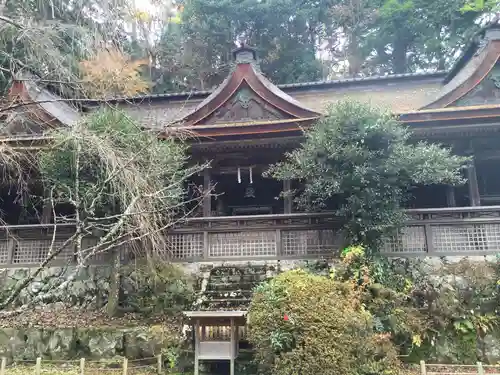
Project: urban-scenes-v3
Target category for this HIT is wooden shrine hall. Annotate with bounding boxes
[2,24,500,265]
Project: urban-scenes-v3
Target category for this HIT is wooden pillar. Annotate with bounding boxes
[203,168,211,217]
[467,158,481,206]
[194,319,200,375]
[283,179,292,214]
[446,186,456,207]
[230,318,235,375]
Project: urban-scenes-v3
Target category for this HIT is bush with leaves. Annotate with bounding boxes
[334,246,500,364]
[268,101,468,251]
[247,269,403,375]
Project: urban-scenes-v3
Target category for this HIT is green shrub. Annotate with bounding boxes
[334,246,500,364]
[247,269,402,375]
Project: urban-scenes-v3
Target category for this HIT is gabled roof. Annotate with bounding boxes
[174,45,321,131]
[423,24,500,109]
[11,33,500,142]
[117,72,443,131]
[6,72,81,134]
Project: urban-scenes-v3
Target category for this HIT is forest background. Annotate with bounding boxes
[0,0,498,101]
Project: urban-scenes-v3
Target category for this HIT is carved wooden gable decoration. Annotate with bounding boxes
[202,84,290,125]
[178,46,321,128]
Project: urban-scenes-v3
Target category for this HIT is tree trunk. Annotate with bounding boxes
[106,249,121,317]
[392,39,408,74]
[347,32,362,76]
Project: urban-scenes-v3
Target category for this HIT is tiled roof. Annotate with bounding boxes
[103,71,447,103]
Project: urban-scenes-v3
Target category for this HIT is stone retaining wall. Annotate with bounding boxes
[0,325,182,362]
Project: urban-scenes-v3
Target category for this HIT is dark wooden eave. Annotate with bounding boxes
[398,104,500,137]
[161,118,316,140]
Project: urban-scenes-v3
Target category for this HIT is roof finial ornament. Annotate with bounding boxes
[232,43,257,63]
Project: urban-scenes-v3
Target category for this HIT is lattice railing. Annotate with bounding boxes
[381,206,500,255]
[0,224,115,267]
[165,212,343,260]
[2,207,500,266]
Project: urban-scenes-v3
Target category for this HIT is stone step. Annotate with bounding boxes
[203,290,252,297]
[205,282,258,291]
[202,298,250,303]
[209,274,267,283]
[201,299,251,310]
[195,266,272,312]
[210,266,270,276]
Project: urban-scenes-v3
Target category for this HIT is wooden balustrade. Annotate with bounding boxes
[1,207,500,266]
[381,206,500,256]
[167,212,342,261]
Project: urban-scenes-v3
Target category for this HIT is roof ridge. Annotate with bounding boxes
[103,70,446,103]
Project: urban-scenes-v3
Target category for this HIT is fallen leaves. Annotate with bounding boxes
[0,304,182,329]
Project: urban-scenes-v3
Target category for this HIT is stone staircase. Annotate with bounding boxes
[196,264,273,311]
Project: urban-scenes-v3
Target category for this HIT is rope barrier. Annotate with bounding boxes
[0,356,162,375]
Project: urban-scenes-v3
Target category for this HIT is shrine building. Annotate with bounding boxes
[2,25,500,266]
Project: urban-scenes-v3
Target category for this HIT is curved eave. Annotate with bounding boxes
[399,104,500,137]
[445,23,500,84]
[9,78,81,128]
[179,63,321,126]
[8,81,60,129]
[159,117,318,140]
[422,39,500,109]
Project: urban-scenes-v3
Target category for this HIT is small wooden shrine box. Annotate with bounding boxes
[183,310,247,375]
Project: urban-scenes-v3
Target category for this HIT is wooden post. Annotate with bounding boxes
[477,362,484,375]
[230,317,235,375]
[0,357,6,375]
[203,168,211,217]
[275,229,282,257]
[467,158,481,206]
[41,188,53,224]
[283,179,292,214]
[157,354,162,374]
[79,358,85,375]
[194,319,200,375]
[35,357,42,375]
[6,237,14,265]
[446,185,456,207]
[122,358,128,375]
[423,224,435,254]
[420,360,426,375]
[203,231,209,260]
